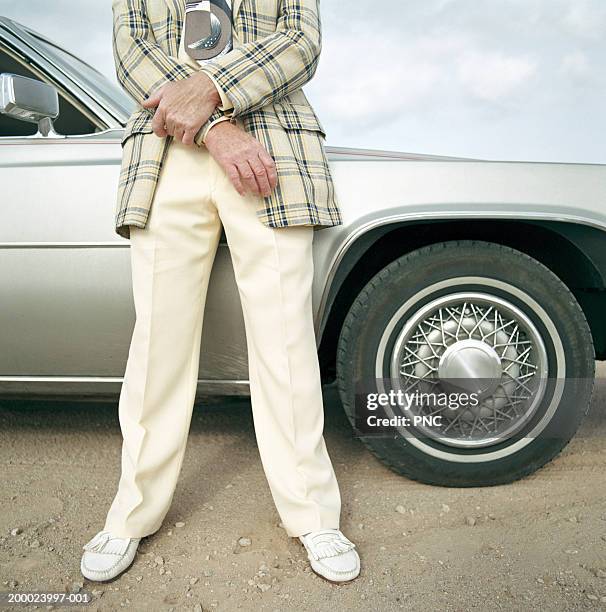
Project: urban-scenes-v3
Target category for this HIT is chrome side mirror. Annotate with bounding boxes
[0,73,61,137]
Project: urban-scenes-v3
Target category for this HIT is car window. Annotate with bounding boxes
[30,34,135,120]
[0,47,99,137]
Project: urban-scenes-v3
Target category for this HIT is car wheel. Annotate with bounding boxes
[336,241,595,486]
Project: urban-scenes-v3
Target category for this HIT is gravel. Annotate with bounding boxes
[1,369,605,611]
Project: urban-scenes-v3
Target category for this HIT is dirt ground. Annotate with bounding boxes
[1,365,605,612]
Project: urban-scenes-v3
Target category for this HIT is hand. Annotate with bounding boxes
[142,72,221,146]
[204,121,278,198]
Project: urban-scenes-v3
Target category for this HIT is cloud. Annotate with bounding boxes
[307,0,605,161]
[2,0,605,162]
[314,24,538,129]
[457,51,537,102]
[561,51,591,80]
[561,0,606,39]
[316,31,447,127]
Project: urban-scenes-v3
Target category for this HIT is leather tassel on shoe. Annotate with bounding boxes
[82,531,130,556]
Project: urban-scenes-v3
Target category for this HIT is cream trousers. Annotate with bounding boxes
[104,136,342,539]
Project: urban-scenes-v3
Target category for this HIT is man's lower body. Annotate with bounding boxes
[80,130,361,582]
[81,133,360,582]
[104,132,342,540]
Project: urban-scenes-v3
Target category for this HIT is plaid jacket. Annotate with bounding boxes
[112,0,343,239]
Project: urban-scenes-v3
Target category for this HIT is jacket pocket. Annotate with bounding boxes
[272,101,327,139]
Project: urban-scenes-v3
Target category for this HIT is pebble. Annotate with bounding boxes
[10,528,22,536]
[8,580,18,588]
[193,605,203,612]
[396,505,406,514]
[441,504,450,513]
[155,556,164,566]
[564,549,579,555]
[465,516,476,527]
[587,594,598,601]
[238,537,251,547]
[30,540,41,548]
[175,522,185,528]
[70,581,83,594]
[190,577,199,586]
[203,569,213,577]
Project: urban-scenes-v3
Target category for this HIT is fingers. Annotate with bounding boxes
[154,110,200,144]
[205,126,278,197]
[173,125,185,144]
[182,126,198,147]
[161,113,199,144]
[226,164,245,196]
[164,114,176,138]
[142,90,162,109]
[233,149,277,197]
[247,157,271,197]
[236,160,261,196]
[152,105,167,138]
[257,149,278,191]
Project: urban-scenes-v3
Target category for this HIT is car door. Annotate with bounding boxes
[0,34,250,396]
[0,37,133,390]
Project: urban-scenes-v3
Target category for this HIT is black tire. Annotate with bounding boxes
[336,241,595,487]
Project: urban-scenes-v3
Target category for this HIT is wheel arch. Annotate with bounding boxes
[318,217,606,380]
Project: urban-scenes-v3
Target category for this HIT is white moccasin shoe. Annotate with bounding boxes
[299,529,360,583]
[80,530,140,582]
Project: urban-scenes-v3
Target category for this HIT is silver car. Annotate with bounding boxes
[1,16,604,487]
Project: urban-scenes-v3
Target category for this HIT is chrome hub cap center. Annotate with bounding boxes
[438,339,502,398]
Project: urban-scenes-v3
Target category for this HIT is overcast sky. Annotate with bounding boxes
[2,0,604,162]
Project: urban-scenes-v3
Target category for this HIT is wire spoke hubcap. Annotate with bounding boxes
[390,292,549,448]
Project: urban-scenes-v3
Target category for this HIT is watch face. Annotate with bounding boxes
[184,0,233,62]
